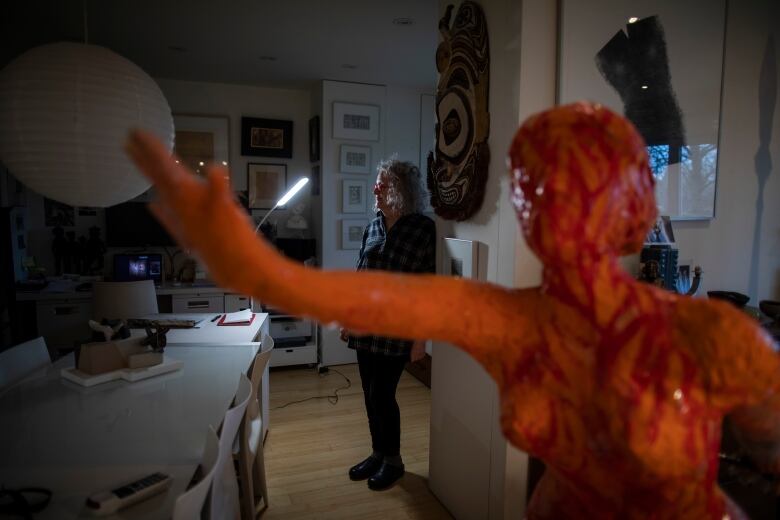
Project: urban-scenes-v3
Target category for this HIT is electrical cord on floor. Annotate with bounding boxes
[271,368,352,409]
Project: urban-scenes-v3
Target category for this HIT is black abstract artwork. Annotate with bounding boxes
[596,16,685,166]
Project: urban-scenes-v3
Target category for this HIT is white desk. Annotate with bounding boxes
[132,313,268,345]
[134,313,271,441]
[0,345,258,519]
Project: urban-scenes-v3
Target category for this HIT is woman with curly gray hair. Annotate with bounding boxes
[339,158,436,490]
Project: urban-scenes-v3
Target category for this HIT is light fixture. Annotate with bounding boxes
[0,42,174,207]
[341,64,358,70]
[628,17,639,23]
[392,17,414,25]
[641,85,648,89]
[254,178,310,233]
[259,56,278,62]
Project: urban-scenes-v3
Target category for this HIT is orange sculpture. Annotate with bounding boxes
[126,102,780,518]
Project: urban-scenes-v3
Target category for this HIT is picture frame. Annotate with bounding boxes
[310,165,320,196]
[342,179,367,213]
[333,102,380,141]
[247,163,287,209]
[173,114,230,176]
[241,117,293,158]
[309,116,320,162]
[442,238,478,279]
[339,145,372,174]
[342,219,368,250]
[558,0,726,220]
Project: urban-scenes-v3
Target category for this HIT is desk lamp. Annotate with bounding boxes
[254,178,309,234]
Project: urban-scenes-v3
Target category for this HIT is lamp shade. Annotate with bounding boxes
[0,42,174,207]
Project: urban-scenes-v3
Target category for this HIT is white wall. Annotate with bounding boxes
[156,78,313,238]
[429,0,536,518]
[673,0,780,303]
[317,80,433,366]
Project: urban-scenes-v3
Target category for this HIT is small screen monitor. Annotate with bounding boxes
[113,254,163,285]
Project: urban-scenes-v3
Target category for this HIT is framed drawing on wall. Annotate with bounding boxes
[333,102,380,141]
[309,116,320,162]
[558,0,726,219]
[340,145,371,174]
[442,238,478,279]
[241,117,293,158]
[247,163,286,209]
[342,179,367,213]
[173,114,230,176]
[342,219,367,250]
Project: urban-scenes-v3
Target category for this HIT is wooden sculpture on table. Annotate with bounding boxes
[126,102,780,518]
[427,1,490,221]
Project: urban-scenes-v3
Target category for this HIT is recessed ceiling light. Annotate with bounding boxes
[168,45,187,52]
[341,64,358,70]
[628,17,639,23]
[392,17,414,26]
[641,85,648,89]
[259,56,278,62]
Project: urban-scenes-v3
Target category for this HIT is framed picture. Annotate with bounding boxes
[173,114,230,176]
[44,198,74,227]
[342,219,367,250]
[645,215,675,244]
[333,102,380,141]
[442,238,478,279]
[309,116,320,162]
[558,0,726,220]
[310,165,320,196]
[241,117,293,158]
[339,145,372,174]
[247,163,287,209]
[342,179,367,213]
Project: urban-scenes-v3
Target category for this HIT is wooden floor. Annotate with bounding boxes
[263,364,453,519]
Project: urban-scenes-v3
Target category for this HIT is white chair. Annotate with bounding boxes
[172,426,220,520]
[0,337,50,390]
[212,372,252,520]
[236,335,274,519]
[91,280,158,320]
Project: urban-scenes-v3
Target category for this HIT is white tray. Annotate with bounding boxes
[61,356,183,387]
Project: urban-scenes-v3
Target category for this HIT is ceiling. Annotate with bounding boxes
[1,0,439,90]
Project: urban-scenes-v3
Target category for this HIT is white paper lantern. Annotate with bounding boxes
[0,42,174,207]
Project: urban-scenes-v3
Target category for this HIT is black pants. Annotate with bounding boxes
[356,349,408,457]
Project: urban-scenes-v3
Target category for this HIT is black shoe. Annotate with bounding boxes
[367,462,405,490]
[349,456,383,481]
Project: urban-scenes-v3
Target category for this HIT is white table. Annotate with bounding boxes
[0,345,258,519]
[133,313,271,440]
[132,313,268,345]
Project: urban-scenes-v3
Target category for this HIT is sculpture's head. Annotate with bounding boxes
[508,102,656,266]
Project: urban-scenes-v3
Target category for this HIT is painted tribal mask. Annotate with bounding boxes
[427,2,490,221]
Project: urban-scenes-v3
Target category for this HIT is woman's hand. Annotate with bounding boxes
[411,340,426,363]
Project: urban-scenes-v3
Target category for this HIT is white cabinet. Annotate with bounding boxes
[254,302,317,367]
[224,294,252,313]
[171,294,224,314]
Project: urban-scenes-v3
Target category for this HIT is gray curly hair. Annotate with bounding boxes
[375,158,427,215]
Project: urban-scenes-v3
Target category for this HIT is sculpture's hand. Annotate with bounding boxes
[125,130,262,292]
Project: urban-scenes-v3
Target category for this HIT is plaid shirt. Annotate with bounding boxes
[348,211,436,357]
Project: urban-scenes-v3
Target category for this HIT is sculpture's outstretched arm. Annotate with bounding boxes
[126,130,539,379]
[701,303,780,475]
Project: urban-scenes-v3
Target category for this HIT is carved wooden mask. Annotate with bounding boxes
[427,1,490,221]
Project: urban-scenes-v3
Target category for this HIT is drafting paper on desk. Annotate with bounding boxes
[218,309,255,326]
